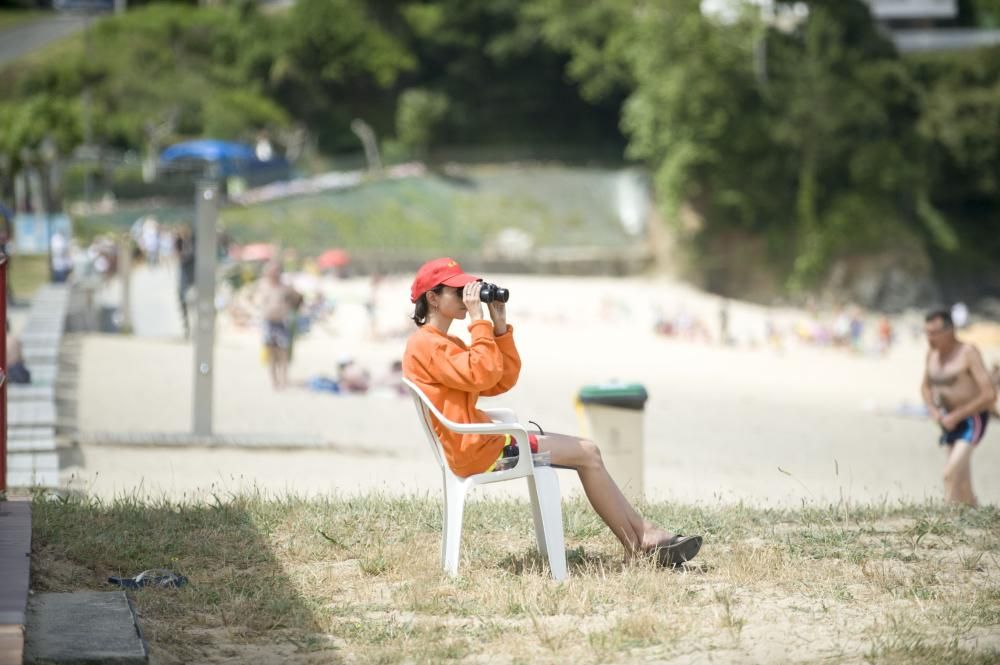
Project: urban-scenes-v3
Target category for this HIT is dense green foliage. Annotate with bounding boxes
[0,3,288,162]
[394,87,450,156]
[1,0,998,295]
[527,0,999,292]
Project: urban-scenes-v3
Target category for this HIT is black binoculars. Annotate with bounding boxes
[478,281,510,303]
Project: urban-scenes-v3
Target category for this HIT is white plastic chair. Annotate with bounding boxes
[402,377,567,581]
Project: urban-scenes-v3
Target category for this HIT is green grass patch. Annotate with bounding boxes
[71,166,643,259]
[0,9,45,31]
[3,16,86,68]
[219,167,638,254]
[29,491,1000,664]
[9,254,51,300]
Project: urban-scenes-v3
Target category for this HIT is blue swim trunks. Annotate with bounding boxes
[262,320,290,349]
[940,412,989,446]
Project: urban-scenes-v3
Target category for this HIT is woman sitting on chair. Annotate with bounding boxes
[402,257,702,567]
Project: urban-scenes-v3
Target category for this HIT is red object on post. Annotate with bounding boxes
[0,253,7,493]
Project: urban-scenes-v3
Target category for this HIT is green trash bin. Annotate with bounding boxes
[576,383,648,499]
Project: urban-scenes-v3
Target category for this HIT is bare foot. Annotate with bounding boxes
[640,528,675,553]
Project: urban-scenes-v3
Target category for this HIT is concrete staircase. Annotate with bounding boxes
[6,285,71,488]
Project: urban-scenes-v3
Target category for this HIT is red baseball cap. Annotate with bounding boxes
[410,257,479,302]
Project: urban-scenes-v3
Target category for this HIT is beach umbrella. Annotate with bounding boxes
[317,248,351,269]
[238,243,276,262]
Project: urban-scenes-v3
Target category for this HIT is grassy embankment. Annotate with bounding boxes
[29,491,1000,664]
[2,15,83,300]
[72,166,640,257]
[0,9,45,31]
[9,254,51,301]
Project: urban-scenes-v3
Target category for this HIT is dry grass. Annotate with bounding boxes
[28,489,1000,664]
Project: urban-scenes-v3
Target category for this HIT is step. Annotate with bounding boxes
[19,333,62,342]
[22,352,60,367]
[7,386,55,402]
[0,501,31,665]
[8,426,57,441]
[24,367,57,385]
[5,453,59,488]
[24,592,148,665]
[8,403,56,428]
[7,437,57,454]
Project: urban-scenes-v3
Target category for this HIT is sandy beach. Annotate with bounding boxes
[65,269,1000,507]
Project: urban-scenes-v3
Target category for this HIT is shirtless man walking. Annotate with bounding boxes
[254,262,299,390]
[921,308,997,507]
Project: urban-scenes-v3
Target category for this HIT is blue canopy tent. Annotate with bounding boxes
[160,140,259,176]
[159,140,291,186]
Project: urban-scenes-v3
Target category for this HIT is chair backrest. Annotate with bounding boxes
[401,377,536,483]
[402,377,450,471]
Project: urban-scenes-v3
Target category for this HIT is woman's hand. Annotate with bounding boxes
[488,300,507,335]
[463,281,485,322]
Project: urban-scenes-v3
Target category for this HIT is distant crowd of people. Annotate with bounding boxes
[653,300,923,358]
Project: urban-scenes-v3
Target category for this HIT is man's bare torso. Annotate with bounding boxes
[257,280,291,323]
[927,343,980,411]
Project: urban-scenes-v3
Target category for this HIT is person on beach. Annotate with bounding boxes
[921,308,997,507]
[402,257,702,567]
[176,225,196,338]
[7,334,31,384]
[254,261,299,390]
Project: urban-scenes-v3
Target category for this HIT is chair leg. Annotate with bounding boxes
[531,468,567,581]
[442,481,466,577]
[527,476,549,560]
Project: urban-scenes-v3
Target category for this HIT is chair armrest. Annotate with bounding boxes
[435,407,538,479]
[402,378,535,479]
[443,420,528,436]
[482,408,518,424]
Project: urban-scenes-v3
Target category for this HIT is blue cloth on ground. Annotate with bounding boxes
[308,376,340,393]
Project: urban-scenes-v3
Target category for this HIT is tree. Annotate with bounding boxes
[766,0,929,287]
[1,4,290,152]
[530,0,976,294]
[273,0,415,152]
[391,0,624,147]
[910,45,1000,288]
[522,0,635,104]
[395,88,449,158]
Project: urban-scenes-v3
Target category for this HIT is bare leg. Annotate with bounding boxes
[942,446,954,502]
[943,442,977,507]
[178,291,189,338]
[267,346,282,390]
[538,433,672,555]
[957,460,978,508]
[268,350,279,390]
[273,347,290,390]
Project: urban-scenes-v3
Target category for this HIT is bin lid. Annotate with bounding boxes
[577,383,648,410]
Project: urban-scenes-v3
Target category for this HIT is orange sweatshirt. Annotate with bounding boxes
[402,319,521,477]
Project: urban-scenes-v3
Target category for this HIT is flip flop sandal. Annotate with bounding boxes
[654,534,703,568]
